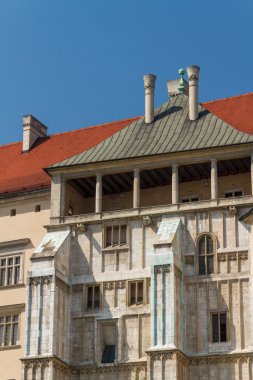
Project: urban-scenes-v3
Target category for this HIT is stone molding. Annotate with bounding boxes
[154,264,170,274]
[29,275,52,286]
[75,361,147,375]
[217,251,248,262]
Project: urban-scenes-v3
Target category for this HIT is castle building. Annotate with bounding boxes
[1,66,253,380]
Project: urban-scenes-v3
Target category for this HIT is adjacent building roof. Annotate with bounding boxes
[0,118,137,196]
[50,93,253,169]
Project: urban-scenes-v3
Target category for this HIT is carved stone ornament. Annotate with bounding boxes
[238,251,248,260]
[79,361,147,374]
[104,282,115,290]
[217,252,227,262]
[29,275,52,286]
[154,264,170,274]
[116,280,126,289]
[228,252,237,261]
[188,74,199,81]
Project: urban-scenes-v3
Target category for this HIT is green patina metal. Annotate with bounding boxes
[178,68,185,93]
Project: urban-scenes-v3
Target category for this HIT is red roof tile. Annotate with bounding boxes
[1,92,253,197]
[0,117,138,196]
[202,92,253,134]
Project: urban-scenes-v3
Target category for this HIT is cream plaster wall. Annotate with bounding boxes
[0,192,50,380]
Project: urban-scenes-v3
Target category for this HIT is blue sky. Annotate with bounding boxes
[1,0,253,145]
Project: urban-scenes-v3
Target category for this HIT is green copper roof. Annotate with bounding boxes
[49,94,253,169]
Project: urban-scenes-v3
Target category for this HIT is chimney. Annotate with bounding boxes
[187,65,200,121]
[143,74,156,123]
[22,115,48,153]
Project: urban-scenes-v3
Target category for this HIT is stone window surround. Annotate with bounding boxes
[127,278,149,307]
[0,239,29,289]
[195,232,217,277]
[102,222,129,250]
[210,310,228,343]
[98,318,118,365]
[224,187,244,198]
[84,283,102,311]
[0,303,25,351]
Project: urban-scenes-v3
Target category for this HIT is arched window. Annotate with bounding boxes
[198,234,215,275]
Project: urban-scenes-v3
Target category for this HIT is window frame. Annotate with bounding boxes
[181,195,200,203]
[103,223,128,249]
[210,311,228,343]
[0,253,23,287]
[196,233,216,276]
[128,279,146,306]
[224,188,244,198]
[85,283,101,311]
[0,314,20,348]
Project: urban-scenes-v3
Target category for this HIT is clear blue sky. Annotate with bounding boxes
[1,0,252,145]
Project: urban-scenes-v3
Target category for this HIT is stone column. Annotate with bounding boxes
[50,174,65,220]
[133,169,140,208]
[211,159,218,199]
[95,173,102,213]
[143,74,156,124]
[251,155,253,194]
[172,164,179,204]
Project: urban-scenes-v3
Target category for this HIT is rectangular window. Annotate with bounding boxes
[182,196,199,203]
[0,255,21,287]
[0,315,19,347]
[211,312,227,343]
[101,323,116,364]
[129,281,144,306]
[86,285,101,310]
[225,189,243,198]
[104,225,127,248]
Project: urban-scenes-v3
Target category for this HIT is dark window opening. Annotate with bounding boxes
[101,344,115,363]
[10,209,16,217]
[212,312,227,343]
[198,235,214,275]
[35,205,41,212]
[105,225,127,248]
[129,281,144,305]
[87,285,100,310]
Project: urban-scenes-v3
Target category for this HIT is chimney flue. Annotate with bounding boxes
[187,65,200,121]
[143,74,156,124]
[22,115,48,153]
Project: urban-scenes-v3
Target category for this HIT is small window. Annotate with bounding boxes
[101,323,116,363]
[211,312,227,343]
[102,345,115,363]
[225,189,243,198]
[10,209,16,217]
[86,285,100,310]
[104,225,127,248]
[198,234,215,275]
[182,196,199,203]
[35,205,41,212]
[0,315,19,347]
[129,280,144,306]
[0,255,21,286]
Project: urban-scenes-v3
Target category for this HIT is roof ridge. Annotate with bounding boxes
[0,116,140,148]
[202,91,253,105]
[49,116,140,138]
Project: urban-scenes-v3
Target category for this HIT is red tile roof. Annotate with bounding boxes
[202,92,253,134]
[0,117,138,196]
[1,92,253,197]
